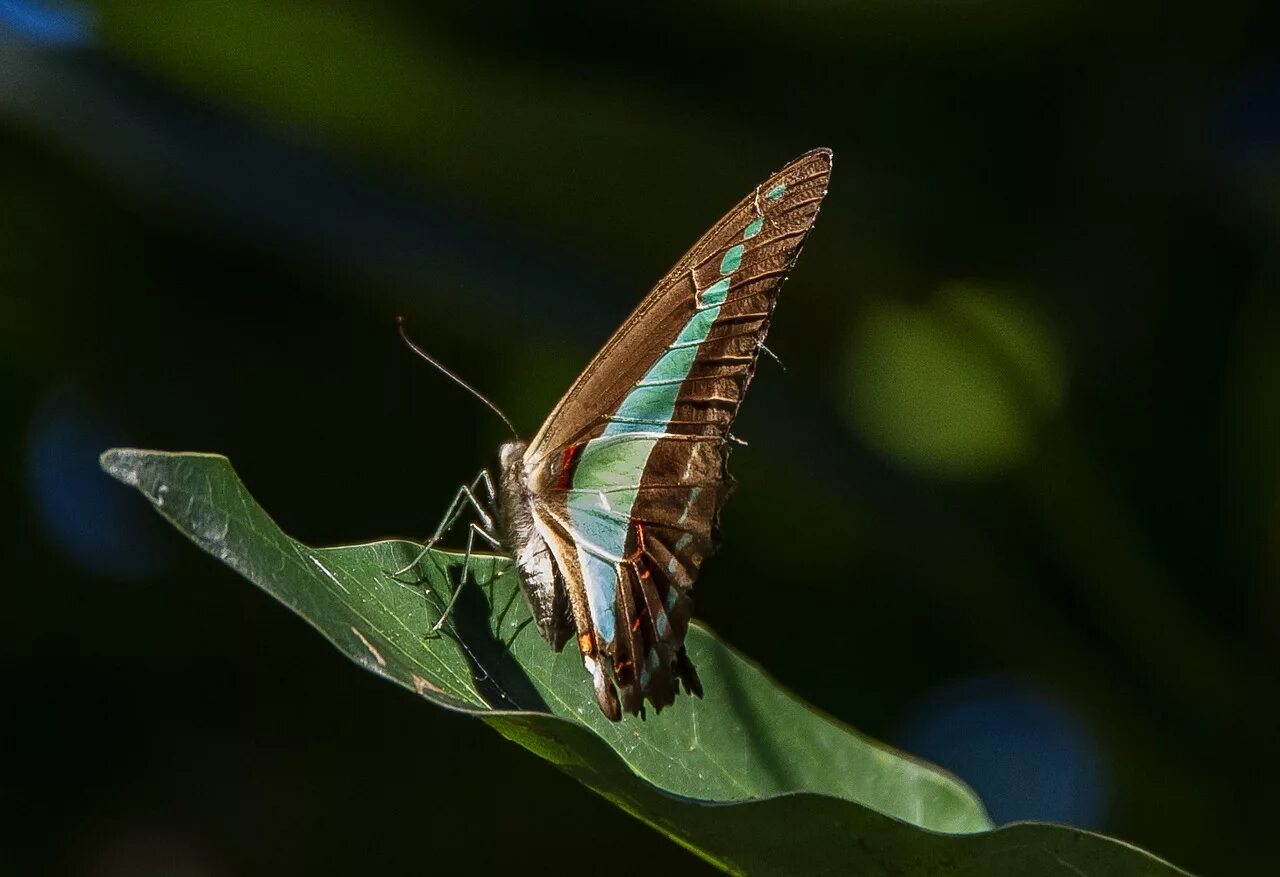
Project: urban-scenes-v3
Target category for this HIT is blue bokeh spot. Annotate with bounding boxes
[0,0,94,47]
[26,388,173,580]
[892,674,1107,827]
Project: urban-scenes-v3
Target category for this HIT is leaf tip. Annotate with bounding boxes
[99,447,144,487]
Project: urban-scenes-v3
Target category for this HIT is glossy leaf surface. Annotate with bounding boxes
[101,448,1189,876]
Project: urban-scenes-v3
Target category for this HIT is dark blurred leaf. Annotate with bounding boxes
[100,448,1190,876]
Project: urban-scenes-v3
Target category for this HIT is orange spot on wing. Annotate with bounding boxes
[555,443,583,490]
[577,632,594,655]
[627,522,648,563]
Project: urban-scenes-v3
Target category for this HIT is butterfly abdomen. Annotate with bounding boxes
[496,440,573,651]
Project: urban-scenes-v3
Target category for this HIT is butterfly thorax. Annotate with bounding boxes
[495,439,573,650]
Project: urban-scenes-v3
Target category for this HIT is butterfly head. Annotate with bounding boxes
[498,439,526,475]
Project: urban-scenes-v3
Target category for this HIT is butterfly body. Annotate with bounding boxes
[490,149,833,720]
[496,439,573,649]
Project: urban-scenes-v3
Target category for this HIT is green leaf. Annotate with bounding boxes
[100,448,1190,876]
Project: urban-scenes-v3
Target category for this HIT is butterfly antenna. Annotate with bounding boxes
[396,316,519,438]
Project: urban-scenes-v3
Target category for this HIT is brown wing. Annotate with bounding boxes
[524,147,833,467]
[525,149,833,719]
[534,446,722,717]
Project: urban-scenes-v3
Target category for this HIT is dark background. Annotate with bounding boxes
[5,2,1279,874]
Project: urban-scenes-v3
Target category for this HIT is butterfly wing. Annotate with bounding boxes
[524,149,832,718]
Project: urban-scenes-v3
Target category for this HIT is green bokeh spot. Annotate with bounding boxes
[844,283,1065,478]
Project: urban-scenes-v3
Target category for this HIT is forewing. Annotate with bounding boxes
[525,148,833,464]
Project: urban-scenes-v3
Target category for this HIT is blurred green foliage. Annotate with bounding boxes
[846,284,1064,476]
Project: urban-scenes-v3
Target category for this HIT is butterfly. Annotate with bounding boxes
[404,149,832,721]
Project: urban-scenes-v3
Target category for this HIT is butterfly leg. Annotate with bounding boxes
[388,469,496,578]
[431,521,501,633]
